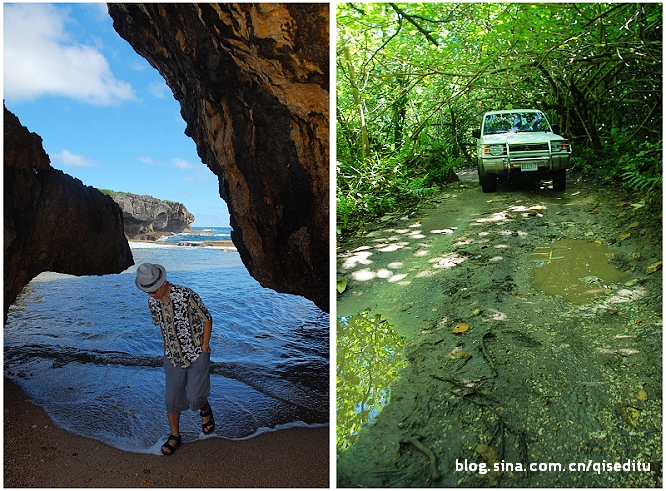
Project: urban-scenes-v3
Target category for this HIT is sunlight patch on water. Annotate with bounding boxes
[483,309,508,321]
[342,251,373,269]
[377,243,408,252]
[351,268,376,281]
[509,204,547,218]
[350,267,412,284]
[475,212,511,223]
[430,253,466,269]
[389,274,410,283]
[605,287,646,304]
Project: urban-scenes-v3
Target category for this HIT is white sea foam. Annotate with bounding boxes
[129,241,181,249]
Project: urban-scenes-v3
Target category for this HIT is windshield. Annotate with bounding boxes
[483,112,551,135]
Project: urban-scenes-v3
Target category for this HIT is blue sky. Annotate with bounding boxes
[4,3,231,227]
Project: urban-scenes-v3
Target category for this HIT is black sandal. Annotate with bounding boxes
[200,405,215,435]
[161,434,182,455]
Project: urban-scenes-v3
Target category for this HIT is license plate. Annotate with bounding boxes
[521,163,538,171]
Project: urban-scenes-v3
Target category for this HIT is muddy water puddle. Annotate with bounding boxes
[531,239,628,304]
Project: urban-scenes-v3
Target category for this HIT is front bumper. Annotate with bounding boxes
[480,151,570,175]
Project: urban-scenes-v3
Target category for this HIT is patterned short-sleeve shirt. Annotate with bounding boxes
[148,284,212,368]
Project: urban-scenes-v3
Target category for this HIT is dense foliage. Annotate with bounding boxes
[337,3,662,231]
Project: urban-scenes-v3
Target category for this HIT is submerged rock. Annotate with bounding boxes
[3,105,134,321]
[108,3,329,312]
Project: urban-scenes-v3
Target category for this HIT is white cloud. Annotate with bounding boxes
[194,169,217,181]
[52,149,101,168]
[129,60,148,72]
[171,159,216,182]
[3,4,135,105]
[172,158,199,170]
[149,81,170,99]
[138,156,157,165]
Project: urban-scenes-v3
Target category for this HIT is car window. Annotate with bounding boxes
[483,112,551,134]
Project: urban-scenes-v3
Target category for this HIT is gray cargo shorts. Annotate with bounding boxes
[163,351,210,414]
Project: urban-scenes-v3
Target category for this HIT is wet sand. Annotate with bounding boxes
[4,378,330,487]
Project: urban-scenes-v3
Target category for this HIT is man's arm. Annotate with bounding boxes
[202,317,213,353]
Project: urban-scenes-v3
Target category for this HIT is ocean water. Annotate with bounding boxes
[156,226,233,245]
[4,227,330,453]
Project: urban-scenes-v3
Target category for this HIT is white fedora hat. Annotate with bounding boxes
[135,263,167,292]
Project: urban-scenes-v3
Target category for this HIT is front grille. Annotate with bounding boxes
[509,143,549,152]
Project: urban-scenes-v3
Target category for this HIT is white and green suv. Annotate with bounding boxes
[472,109,571,193]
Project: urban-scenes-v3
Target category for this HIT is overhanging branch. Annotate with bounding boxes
[388,3,439,46]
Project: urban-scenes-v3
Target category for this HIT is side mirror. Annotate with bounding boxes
[551,124,560,134]
[472,129,481,139]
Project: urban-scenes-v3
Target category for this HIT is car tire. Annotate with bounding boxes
[479,165,498,193]
[552,169,566,191]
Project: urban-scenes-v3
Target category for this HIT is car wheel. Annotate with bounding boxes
[552,169,566,191]
[479,165,498,193]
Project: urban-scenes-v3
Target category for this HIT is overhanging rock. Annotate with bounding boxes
[3,105,134,322]
[109,3,330,312]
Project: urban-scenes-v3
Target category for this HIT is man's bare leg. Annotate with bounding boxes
[161,412,181,454]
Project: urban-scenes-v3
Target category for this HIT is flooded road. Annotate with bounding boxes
[336,171,662,487]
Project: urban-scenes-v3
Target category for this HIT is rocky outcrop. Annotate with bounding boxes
[3,106,134,322]
[109,3,329,312]
[108,192,194,240]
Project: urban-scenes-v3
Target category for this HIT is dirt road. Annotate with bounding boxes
[336,170,662,487]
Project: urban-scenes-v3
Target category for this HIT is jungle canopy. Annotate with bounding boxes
[337,3,662,231]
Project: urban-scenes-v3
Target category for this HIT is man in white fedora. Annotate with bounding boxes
[135,262,215,455]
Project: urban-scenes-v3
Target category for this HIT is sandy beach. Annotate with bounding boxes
[4,378,330,487]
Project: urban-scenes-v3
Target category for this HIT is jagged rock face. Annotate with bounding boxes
[109,3,329,312]
[110,192,194,239]
[3,106,134,321]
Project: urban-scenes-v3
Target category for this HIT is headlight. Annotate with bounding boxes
[551,140,568,152]
[484,144,505,156]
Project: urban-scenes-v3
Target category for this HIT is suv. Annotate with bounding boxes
[472,109,571,192]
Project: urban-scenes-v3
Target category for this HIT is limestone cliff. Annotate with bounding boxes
[109,3,329,312]
[3,106,134,322]
[108,192,194,240]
